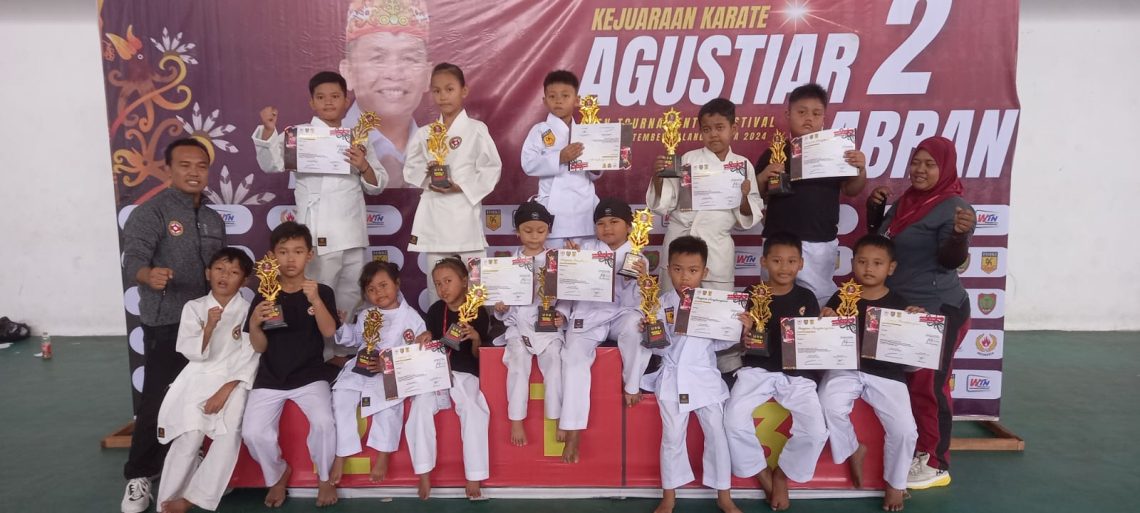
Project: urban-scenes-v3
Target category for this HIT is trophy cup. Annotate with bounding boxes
[742,282,774,356]
[427,121,452,189]
[638,273,669,349]
[350,111,382,148]
[352,309,384,376]
[442,284,488,351]
[618,208,653,278]
[534,253,559,332]
[255,254,288,330]
[579,94,601,125]
[656,108,687,178]
[767,130,794,197]
[836,279,863,317]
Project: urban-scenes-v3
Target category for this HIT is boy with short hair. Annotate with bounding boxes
[755,83,867,306]
[723,232,828,511]
[241,222,340,508]
[648,97,763,292]
[818,234,918,512]
[253,71,388,351]
[641,235,744,513]
[520,70,601,247]
[155,248,258,513]
[559,198,653,463]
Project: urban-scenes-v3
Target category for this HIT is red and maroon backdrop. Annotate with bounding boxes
[102,0,1017,422]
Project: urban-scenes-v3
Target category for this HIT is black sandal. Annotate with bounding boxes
[0,317,31,342]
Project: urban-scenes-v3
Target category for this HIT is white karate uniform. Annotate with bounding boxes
[242,380,337,484]
[156,293,259,511]
[640,290,735,491]
[252,117,388,353]
[492,247,564,422]
[798,240,840,307]
[819,370,917,490]
[559,239,653,431]
[646,147,763,291]
[405,371,491,481]
[331,301,427,456]
[724,367,828,483]
[520,113,601,240]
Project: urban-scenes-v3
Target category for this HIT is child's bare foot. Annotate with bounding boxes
[510,420,528,446]
[848,443,867,488]
[555,427,567,443]
[883,487,906,511]
[160,498,192,513]
[330,456,345,485]
[561,430,581,463]
[316,480,338,507]
[716,489,743,513]
[466,480,483,499]
[624,391,643,407]
[755,467,774,497]
[417,473,431,500]
[369,452,391,482]
[264,466,292,507]
[769,468,790,511]
[654,489,677,513]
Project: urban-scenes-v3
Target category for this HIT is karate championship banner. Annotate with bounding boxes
[101,0,1017,420]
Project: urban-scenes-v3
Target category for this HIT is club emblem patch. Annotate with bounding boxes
[232,325,241,340]
[307,306,316,316]
[168,220,184,236]
[448,136,462,149]
[541,129,555,147]
[403,329,415,343]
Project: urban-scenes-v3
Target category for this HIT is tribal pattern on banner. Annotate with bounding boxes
[100,0,1017,419]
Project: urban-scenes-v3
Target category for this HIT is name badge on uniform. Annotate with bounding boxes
[679,394,689,404]
[361,397,371,408]
[665,307,675,325]
[574,319,584,329]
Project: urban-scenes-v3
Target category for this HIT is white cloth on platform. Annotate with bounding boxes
[405,371,490,481]
[241,380,336,483]
[521,113,601,239]
[819,370,917,490]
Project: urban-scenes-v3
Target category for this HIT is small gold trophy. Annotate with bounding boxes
[426,121,452,189]
[442,284,488,351]
[352,309,384,376]
[656,108,686,178]
[767,130,794,196]
[638,273,669,348]
[579,95,601,125]
[350,111,382,148]
[255,254,288,330]
[619,208,653,278]
[535,254,559,332]
[742,283,774,356]
[836,279,863,317]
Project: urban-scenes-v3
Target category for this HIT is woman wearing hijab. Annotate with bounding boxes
[866,136,976,491]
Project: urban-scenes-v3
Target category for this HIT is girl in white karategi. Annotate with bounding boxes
[404,63,502,303]
[329,261,428,484]
[648,98,762,293]
[640,236,744,513]
[490,201,565,446]
[156,249,259,513]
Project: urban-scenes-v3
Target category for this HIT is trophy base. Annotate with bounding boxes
[351,350,380,377]
[742,330,769,357]
[641,320,669,349]
[655,155,686,179]
[617,253,645,279]
[767,175,794,197]
[429,163,452,189]
[441,323,465,351]
[535,307,559,333]
[262,317,289,331]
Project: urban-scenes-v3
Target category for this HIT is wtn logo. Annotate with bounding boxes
[976,211,999,227]
[367,213,385,224]
[735,253,757,268]
[220,212,235,223]
[966,374,991,392]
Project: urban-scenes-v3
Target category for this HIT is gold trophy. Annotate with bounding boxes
[619,208,653,278]
[352,309,384,376]
[427,121,452,189]
[255,254,288,330]
[836,279,863,317]
[350,111,382,148]
[742,283,774,356]
[656,108,686,178]
[579,94,601,125]
[638,273,669,349]
[442,284,488,351]
[535,254,559,332]
[767,130,794,196]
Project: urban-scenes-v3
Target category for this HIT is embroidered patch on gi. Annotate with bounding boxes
[409,235,418,245]
[665,307,675,325]
[679,394,689,404]
[168,220,184,236]
[448,136,462,149]
[232,325,241,340]
[403,329,415,342]
[574,319,584,329]
[307,306,316,316]
[541,129,555,147]
[361,397,371,408]
[157,427,165,438]
[317,237,327,247]
[522,335,532,348]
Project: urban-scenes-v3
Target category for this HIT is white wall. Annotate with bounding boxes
[0,1,1136,335]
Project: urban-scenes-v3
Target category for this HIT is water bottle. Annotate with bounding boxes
[40,332,53,360]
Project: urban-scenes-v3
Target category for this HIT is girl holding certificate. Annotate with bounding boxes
[867,136,976,490]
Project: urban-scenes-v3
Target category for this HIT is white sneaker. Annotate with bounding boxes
[907,453,951,489]
[121,477,152,513]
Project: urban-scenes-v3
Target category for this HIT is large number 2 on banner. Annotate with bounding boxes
[867,0,951,95]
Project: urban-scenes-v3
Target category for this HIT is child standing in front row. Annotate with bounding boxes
[404,63,502,304]
[723,232,828,511]
[408,257,492,500]
[329,261,428,485]
[492,201,565,446]
[818,235,918,512]
[156,248,258,513]
[640,236,744,513]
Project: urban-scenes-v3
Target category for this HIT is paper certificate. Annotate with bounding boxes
[690,161,746,211]
[381,343,452,400]
[790,127,858,181]
[780,317,859,370]
[862,308,947,370]
[673,288,749,341]
[476,256,535,306]
[284,125,352,174]
[569,123,622,171]
[549,249,615,302]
